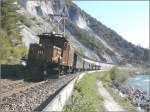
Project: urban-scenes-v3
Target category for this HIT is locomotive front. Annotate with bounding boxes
[27,33,70,79]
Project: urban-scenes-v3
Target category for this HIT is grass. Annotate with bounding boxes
[102,71,138,112]
[63,72,105,112]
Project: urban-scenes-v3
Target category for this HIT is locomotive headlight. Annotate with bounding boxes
[52,31,56,34]
[43,70,47,75]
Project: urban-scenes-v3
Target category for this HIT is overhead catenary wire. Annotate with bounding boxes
[47,0,69,36]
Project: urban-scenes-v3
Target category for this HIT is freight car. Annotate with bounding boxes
[27,32,100,80]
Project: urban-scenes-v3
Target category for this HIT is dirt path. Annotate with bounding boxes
[96,79,125,111]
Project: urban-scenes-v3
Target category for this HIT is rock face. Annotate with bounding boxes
[17,0,149,65]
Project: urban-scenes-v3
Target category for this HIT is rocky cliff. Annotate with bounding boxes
[11,0,149,65]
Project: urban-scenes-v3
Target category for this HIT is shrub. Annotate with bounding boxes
[12,46,28,59]
[0,46,28,64]
[103,71,110,82]
[0,0,28,64]
[0,31,11,47]
[67,21,105,52]
[20,17,32,27]
[110,67,129,86]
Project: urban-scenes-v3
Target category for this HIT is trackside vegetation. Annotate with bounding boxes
[66,20,115,61]
[63,72,105,112]
[109,67,129,87]
[102,67,138,112]
[0,0,28,64]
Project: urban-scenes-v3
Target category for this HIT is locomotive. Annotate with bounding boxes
[27,32,100,80]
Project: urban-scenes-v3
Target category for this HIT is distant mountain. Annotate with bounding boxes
[1,0,149,66]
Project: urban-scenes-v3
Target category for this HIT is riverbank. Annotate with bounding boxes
[63,68,149,112]
[127,75,149,97]
[102,68,150,112]
[103,80,149,112]
[102,72,138,112]
[130,66,150,76]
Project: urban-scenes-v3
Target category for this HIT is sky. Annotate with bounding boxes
[73,1,149,48]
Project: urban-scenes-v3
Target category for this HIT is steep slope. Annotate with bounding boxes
[67,3,149,65]
[17,0,100,60]
[67,3,123,63]
[17,0,122,63]
[3,0,148,65]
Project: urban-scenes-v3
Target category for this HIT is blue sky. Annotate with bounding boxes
[73,1,149,48]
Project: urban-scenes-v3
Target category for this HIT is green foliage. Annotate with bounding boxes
[20,16,32,27]
[67,21,105,52]
[0,31,11,47]
[0,30,28,63]
[11,46,28,58]
[1,0,31,40]
[63,72,105,112]
[1,0,22,45]
[1,0,21,35]
[0,46,28,64]
[88,16,149,64]
[0,0,29,64]
[103,71,110,82]
[109,67,129,87]
[0,48,10,63]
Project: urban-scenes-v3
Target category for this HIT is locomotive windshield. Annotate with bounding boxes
[38,33,68,49]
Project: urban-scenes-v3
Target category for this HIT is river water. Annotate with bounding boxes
[127,74,150,97]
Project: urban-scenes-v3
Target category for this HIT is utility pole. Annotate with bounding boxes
[48,13,67,35]
[48,0,68,36]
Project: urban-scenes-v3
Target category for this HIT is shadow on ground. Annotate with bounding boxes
[1,64,60,82]
[1,64,28,80]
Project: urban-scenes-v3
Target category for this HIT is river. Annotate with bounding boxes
[127,74,150,98]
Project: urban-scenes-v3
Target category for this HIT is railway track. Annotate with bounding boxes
[0,80,30,94]
[0,80,44,97]
[0,73,78,112]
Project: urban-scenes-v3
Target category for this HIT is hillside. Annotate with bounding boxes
[0,0,149,66]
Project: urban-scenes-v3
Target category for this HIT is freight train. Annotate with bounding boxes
[27,32,100,80]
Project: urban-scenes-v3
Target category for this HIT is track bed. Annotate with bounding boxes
[0,74,77,112]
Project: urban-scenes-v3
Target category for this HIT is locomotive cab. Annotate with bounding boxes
[38,33,68,63]
[27,33,69,79]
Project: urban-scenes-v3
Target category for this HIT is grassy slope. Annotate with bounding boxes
[63,72,105,112]
[0,0,29,64]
